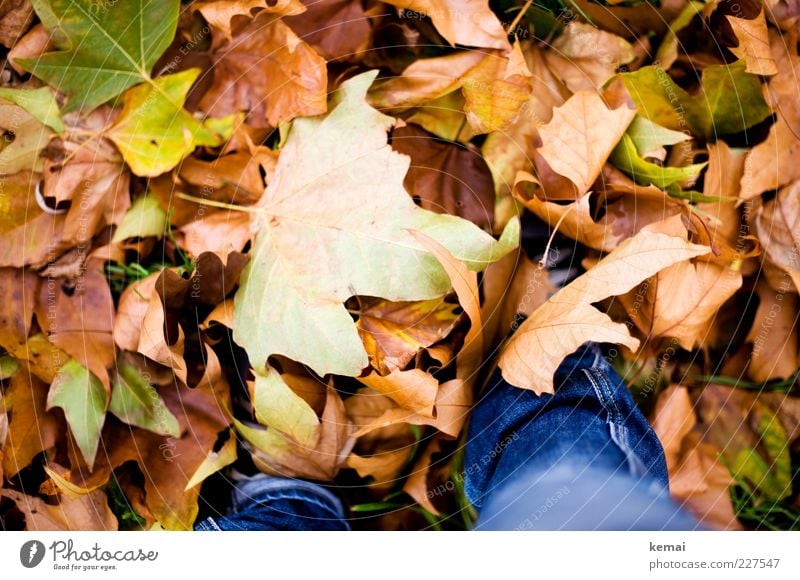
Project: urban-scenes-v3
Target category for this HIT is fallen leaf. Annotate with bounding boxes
[620,61,772,139]
[0,86,63,131]
[199,11,327,127]
[112,194,168,243]
[391,123,495,232]
[193,0,305,40]
[356,295,460,375]
[535,89,636,197]
[107,69,233,177]
[33,268,115,390]
[499,229,709,394]
[746,281,799,382]
[233,71,517,383]
[358,368,439,416]
[368,51,485,111]
[755,181,800,291]
[18,0,180,113]
[241,387,355,480]
[620,215,742,350]
[0,102,51,175]
[285,0,371,61]
[1,488,118,530]
[382,0,510,50]
[650,386,741,530]
[47,358,107,470]
[2,371,60,478]
[0,0,33,48]
[249,365,320,446]
[109,354,181,437]
[727,10,777,76]
[544,22,635,93]
[461,43,533,134]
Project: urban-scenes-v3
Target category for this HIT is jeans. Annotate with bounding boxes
[196,344,698,530]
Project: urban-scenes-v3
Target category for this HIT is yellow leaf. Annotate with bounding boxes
[498,229,709,394]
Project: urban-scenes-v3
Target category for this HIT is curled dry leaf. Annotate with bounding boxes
[650,386,741,530]
[534,88,636,198]
[239,387,355,481]
[620,215,743,350]
[382,0,510,50]
[727,9,778,75]
[746,281,799,382]
[0,488,118,531]
[391,123,496,232]
[355,295,461,376]
[199,11,327,127]
[755,180,800,291]
[499,229,709,394]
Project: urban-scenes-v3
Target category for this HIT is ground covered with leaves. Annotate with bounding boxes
[0,0,799,531]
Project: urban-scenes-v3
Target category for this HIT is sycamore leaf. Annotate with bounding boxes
[536,90,636,196]
[755,181,800,291]
[198,11,327,128]
[625,115,691,161]
[250,365,320,447]
[0,86,63,131]
[462,43,532,134]
[233,71,518,382]
[746,281,799,383]
[18,0,179,113]
[356,297,460,375]
[498,230,709,394]
[47,359,107,470]
[109,359,180,437]
[619,216,742,350]
[620,61,772,139]
[727,10,777,76]
[610,133,707,189]
[112,194,168,242]
[544,21,635,93]
[107,69,232,177]
[381,0,510,50]
[0,103,51,174]
[193,0,306,40]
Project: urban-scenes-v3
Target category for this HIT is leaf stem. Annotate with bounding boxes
[175,192,261,214]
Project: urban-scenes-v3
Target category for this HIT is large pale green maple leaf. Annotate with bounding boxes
[18,0,179,113]
[234,71,517,424]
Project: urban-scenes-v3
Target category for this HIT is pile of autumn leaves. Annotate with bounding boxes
[0,0,798,530]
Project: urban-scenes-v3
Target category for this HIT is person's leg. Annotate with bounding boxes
[464,343,699,530]
[195,475,350,531]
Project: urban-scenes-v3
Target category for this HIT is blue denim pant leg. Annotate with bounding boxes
[195,476,350,531]
[464,343,699,530]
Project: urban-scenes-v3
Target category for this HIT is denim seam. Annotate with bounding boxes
[198,516,222,531]
[245,490,345,521]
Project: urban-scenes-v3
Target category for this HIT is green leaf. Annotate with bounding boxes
[620,61,772,139]
[730,410,792,502]
[0,355,19,379]
[251,366,319,447]
[112,194,168,242]
[109,361,180,437]
[107,69,233,177]
[610,133,706,188]
[625,115,690,159]
[233,71,518,380]
[0,87,64,132]
[0,104,52,175]
[47,359,107,470]
[18,0,180,113]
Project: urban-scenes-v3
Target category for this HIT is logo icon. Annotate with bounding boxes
[20,540,45,568]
